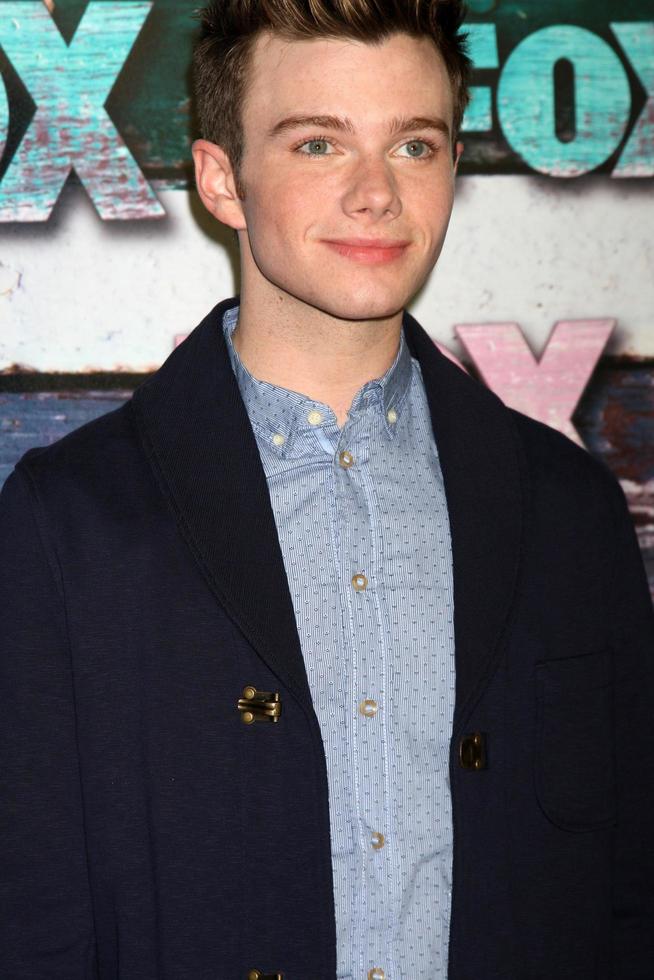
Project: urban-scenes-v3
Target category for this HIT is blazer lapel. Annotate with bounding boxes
[131,296,524,730]
[403,311,524,732]
[131,296,313,707]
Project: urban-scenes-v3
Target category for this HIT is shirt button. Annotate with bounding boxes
[307,409,323,425]
[359,699,378,717]
[338,450,354,468]
[368,969,386,980]
[386,408,397,424]
[351,572,368,592]
[271,433,285,446]
[371,831,385,850]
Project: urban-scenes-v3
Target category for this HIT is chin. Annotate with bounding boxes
[309,297,403,323]
[300,281,413,323]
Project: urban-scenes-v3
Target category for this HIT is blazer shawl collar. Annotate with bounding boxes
[403,310,524,730]
[131,297,524,729]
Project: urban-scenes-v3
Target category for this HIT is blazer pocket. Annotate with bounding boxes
[535,648,616,832]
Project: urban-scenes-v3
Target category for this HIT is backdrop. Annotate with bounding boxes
[1,0,652,595]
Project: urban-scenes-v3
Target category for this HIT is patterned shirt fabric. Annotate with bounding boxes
[222,305,456,980]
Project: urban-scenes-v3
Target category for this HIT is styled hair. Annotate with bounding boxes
[192,0,471,195]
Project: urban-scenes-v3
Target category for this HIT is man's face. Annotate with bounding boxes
[235,30,461,321]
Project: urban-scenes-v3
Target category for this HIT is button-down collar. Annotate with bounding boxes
[222,304,412,450]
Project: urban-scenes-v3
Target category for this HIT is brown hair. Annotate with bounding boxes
[192,0,471,196]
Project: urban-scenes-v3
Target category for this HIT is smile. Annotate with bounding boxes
[322,239,410,264]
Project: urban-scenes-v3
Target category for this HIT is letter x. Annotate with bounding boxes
[612,22,654,178]
[455,320,615,446]
[0,2,163,220]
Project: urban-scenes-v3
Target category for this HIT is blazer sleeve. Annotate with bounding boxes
[0,466,98,979]
[608,476,654,975]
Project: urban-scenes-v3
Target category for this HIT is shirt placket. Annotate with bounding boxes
[332,412,393,979]
[223,311,456,979]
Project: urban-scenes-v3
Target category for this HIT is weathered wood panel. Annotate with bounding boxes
[0,0,652,215]
[574,361,654,594]
[0,390,127,485]
[0,2,165,220]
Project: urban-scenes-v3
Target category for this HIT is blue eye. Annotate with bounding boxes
[298,139,332,155]
[398,140,434,158]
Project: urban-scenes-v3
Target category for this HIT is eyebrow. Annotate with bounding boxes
[267,113,451,140]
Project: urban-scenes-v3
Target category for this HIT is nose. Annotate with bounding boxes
[341,154,402,221]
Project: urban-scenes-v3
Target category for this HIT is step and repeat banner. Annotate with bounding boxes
[0,0,652,590]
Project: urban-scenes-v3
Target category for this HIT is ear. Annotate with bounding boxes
[453,140,464,173]
[192,139,247,230]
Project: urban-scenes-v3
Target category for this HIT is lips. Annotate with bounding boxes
[325,237,411,248]
[322,237,411,264]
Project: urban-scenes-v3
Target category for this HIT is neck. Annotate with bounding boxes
[233,288,403,428]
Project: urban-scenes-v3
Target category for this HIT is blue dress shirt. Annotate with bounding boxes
[222,305,456,979]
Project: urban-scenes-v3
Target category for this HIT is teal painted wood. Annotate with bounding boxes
[611,23,654,177]
[497,26,632,176]
[1,0,652,188]
[0,1,165,219]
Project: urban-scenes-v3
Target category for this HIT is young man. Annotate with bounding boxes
[1,1,653,978]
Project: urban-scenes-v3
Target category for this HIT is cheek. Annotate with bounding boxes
[417,182,454,232]
[245,173,317,244]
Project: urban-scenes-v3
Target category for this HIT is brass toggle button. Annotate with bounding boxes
[459,731,487,770]
[238,687,282,724]
[248,971,284,980]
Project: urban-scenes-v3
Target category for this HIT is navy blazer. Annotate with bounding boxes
[1,296,653,979]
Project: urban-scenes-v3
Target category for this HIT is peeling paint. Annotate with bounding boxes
[612,24,654,178]
[0,263,22,297]
[1,3,652,189]
[497,26,632,177]
[0,363,39,374]
[0,2,164,221]
[621,478,654,531]
[620,478,654,599]
[455,320,615,446]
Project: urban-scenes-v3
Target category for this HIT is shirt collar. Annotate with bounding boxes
[221,303,413,445]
